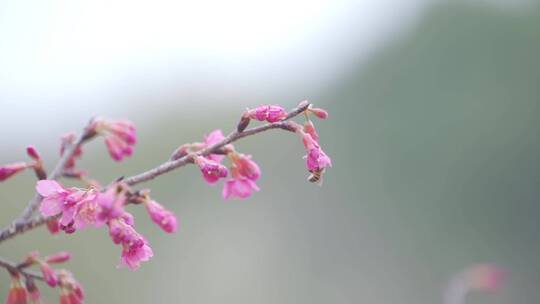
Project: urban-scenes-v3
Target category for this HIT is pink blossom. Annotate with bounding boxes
[194,156,228,184]
[91,118,136,162]
[108,219,153,270]
[45,251,71,264]
[95,186,127,225]
[40,262,58,287]
[46,219,60,235]
[308,107,329,119]
[222,153,261,200]
[145,200,177,233]
[36,180,97,233]
[248,105,288,123]
[26,146,41,161]
[6,273,27,304]
[58,271,84,304]
[301,132,332,172]
[203,129,226,162]
[222,178,260,199]
[0,162,29,182]
[231,153,261,181]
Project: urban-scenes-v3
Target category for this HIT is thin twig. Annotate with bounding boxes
[0,256,44,281]
[0,103,309,244]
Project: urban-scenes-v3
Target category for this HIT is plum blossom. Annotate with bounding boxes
[194,156,228,184]
[6,273,27,304]
[247,105,288,123]
[90,118,136,162]
[0,162,30,182]
[108,218,153,270]
[222,153,261,200]
[144,200,177,233]
[57,270,84,304]
[45,252,71,264]
[37,180,98,233]
[40,262,58,287]
[301,131,332,173]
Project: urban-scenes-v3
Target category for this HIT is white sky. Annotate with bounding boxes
[0,0,432,145]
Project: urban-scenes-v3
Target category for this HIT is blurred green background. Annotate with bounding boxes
[1,1,540,303]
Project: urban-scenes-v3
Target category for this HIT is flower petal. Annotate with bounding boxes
[39,197,62,216]
[36,180,63,197]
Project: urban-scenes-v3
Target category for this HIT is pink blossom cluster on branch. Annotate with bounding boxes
[0,101,330,303]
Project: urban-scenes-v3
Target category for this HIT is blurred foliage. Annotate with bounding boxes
[1,2,540,303]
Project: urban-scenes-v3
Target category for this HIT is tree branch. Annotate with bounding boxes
[0,102,309,244]
[0,256,44,281]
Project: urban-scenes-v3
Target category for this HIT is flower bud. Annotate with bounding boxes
[237,112,251,132]
[308,107,328,119]
[6,273,28,304]
[194,156,228,184]
[145,200,178,233]
[40,263,58,287]
[45,251,71,264]
[26,146,41,161]
[46,219,60,235]
[0,162,29,182]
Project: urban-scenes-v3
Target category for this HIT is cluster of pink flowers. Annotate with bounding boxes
[1,102,332,303]
[6,251,83,304]
[37,180,176,270]
[89,118,136,162]
[174,128,263,200]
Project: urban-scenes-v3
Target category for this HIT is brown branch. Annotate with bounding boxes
[0,256,44,281]
[0,102,309,243]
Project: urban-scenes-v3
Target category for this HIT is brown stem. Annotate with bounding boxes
[0,256,44,281]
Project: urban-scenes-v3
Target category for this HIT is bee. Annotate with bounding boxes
[307,169,324,185]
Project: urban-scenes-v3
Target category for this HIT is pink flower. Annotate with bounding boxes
[247,105,288,123]
[108,219,153,270]
[26,146,41,161]
[194,156,228,184]
[58,271,84,304]
[36,180,97,233]
[40,262,58,287]
[0,162,30,182]
[91,118,136,162]
[145,200,177,233]
[46,251,71,264]
[6,273,27,304]
[231,153,261,181]
[222,153,261,200]
[46,219,60,235]
[203,129,226,162]
[308,106,328,119]
[95,186,127,225]
[301,132,332,172]
[222,178,260,199]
